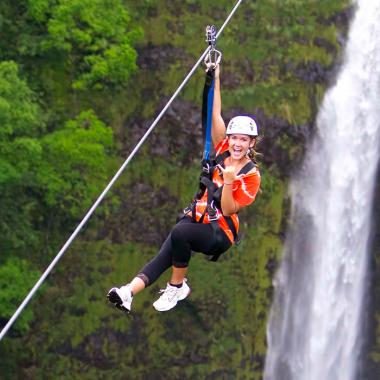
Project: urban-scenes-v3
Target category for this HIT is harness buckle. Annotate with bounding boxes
[207,201,220,221]
[202,161,210,174]
[183,200,196,215]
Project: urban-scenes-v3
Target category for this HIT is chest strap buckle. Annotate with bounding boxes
[207,201,220,222]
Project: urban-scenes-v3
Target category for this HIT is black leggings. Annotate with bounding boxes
[138,217,231,286]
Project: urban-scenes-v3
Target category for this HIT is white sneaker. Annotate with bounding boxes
[153,279,191,312]
[107,284,133,313]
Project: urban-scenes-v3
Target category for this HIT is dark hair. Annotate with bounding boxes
[247,136,262,166]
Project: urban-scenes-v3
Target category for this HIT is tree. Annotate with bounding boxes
[0,257,40,333]
[38,109,114,219]
[0,61,45,255]
[29,0,142,89]
[0,61,115,257]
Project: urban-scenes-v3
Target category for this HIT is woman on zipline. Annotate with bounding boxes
[107,64,261,312]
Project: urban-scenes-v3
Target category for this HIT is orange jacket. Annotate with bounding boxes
[191,138,261,243]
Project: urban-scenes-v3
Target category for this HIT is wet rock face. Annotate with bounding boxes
[132,38,319,176]
[364,164,380,378]
[98,182,178,246]
[137,44,187,70]
[127,101,308,177]
[113,30,334,248]
[292,61,331,84]
[318,5,354,28]
[119,100,203,167]
[149,99,204,165]
[148,100,308,176]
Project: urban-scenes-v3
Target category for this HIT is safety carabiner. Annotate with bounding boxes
[204,49,222,71]
[204,25,222,71]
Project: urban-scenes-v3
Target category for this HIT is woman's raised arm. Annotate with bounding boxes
[212,65,226,146]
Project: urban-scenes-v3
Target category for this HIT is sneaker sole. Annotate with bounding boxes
[107,288,130,313]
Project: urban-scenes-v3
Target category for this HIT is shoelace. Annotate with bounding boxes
[158,286,179,302]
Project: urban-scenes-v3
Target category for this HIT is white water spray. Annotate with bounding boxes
[264,1,380,379]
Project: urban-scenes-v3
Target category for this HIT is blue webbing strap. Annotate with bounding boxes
[202,70,215,160]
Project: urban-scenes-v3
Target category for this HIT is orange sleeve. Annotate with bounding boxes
[233,169,261,206]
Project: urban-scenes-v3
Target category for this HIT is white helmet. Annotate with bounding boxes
[226,115,258,136]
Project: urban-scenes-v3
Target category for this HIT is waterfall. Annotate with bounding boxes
[263,1,380,379]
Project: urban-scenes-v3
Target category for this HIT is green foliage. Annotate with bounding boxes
[38,110,114,217]
[0,61,43,139]
[0,61,115,262]
[0,257,40,332]
[0,64,115,253]
[0,1,141,93]
[34,0,142,89]
[0,61,45,253]
[27,0,51,22]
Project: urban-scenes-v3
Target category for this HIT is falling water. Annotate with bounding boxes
[263,1,380,379]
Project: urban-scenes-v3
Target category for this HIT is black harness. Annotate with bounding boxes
[183,152,255,261]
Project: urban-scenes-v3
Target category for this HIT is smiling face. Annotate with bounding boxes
[227,134,256,161]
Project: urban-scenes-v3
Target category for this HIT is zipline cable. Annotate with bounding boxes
[0,0,244,342]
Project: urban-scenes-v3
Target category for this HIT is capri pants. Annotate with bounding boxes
[137,216,231,286]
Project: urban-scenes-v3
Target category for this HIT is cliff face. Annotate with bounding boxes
[4,1,378,379]
[365,165,380,379]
